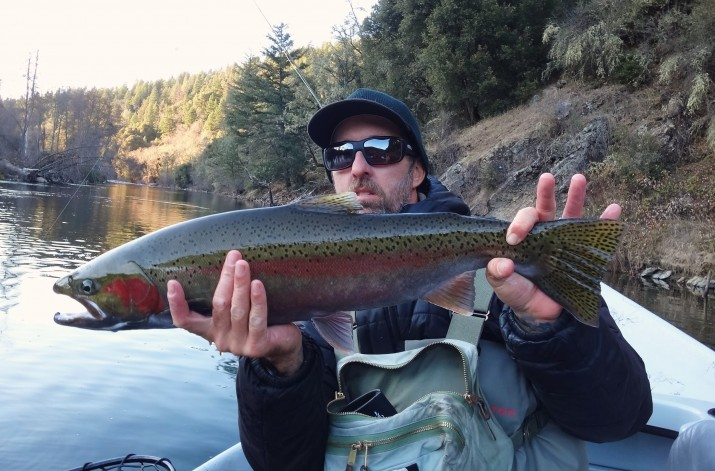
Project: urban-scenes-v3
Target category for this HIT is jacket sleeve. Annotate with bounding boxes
[498,298,653,443]
[236,327,337,471]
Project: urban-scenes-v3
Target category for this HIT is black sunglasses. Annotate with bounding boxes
[323,136,415,172]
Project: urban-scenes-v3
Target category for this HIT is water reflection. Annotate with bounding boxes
[604,273,714,350]
[29,183,239,250]
[0,181,246,470]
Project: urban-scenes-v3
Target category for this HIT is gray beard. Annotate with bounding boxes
[350,166,415,214]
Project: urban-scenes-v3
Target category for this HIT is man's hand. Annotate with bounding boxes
[168,250,304,376]
[486,173,621,325]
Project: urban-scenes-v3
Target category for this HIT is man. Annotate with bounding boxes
[168,88,652,469]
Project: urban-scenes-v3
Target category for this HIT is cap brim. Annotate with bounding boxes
[307,99,411,148]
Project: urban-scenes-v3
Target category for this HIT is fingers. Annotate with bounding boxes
[561,174,587,218]
[507,173,601,244]
[486,258,562,321]
[230,259,251,325]
[505,207,539,245]
[212,253,254,354]
[242,280,269,352]
[601,203,622,220]
[167,279,189,326]
[486,258,538,312]
[168,279,214,341]
[506,173,558,245]
[486,258,515,285]
[203,252,289,361]
[535,173,557,220]
[168,250,281,358]
[486,258,525,305]
[169,250,250,350]
[212,251,242,334]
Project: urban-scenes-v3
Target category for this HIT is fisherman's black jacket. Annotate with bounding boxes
[236,176,653,470]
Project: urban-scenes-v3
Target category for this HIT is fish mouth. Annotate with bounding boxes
[53,275,116,328]
[53,309,173,331]
[53,286,118,330]
[53,297,113,329]
[54,310,107,328]
[53,294,174,331]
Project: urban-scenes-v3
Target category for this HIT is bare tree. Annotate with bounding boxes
[20,51,39,164]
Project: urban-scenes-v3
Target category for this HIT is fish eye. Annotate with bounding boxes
[80,279,97,295]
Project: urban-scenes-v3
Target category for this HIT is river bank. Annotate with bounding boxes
[3,83,713,282]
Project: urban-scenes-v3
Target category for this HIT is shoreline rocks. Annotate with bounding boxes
[641,267,714,295]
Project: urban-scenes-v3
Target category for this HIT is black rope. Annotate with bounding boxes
[66,454,175,471]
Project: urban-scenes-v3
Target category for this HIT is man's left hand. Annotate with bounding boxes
[485,173,621,325]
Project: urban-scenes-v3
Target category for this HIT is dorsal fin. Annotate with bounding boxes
[294,192,364,214]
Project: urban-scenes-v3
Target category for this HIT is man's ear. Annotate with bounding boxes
[412,162,426,190]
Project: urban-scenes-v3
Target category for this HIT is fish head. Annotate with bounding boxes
[53,259,168,330]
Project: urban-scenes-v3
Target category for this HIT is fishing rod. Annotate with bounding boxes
[252,0,323,109]
[44,151,105,235]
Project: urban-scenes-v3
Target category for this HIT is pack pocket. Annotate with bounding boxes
[324,340,513,471]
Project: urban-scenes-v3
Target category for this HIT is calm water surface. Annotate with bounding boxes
[0,181,247,470]
[604,272,715,350]
[1,181,713,470]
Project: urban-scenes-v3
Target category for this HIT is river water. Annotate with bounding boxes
[1,180,713,470]
[0,181,246,470]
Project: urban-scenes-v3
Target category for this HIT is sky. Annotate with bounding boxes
[1,0,377,99]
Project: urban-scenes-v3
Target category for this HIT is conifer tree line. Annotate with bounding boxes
[0,0,712,198]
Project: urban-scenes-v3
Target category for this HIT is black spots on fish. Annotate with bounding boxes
[411,234,438,252]
[517,219,624,326]
[328,224,352,238]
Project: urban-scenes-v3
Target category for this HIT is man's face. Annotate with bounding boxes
[330,115,425,214]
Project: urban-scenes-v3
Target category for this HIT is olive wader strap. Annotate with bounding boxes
[447,269,548,450]
[445,269,489,345]
[471,268,493,315]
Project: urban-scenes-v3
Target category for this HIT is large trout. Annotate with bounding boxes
[53,193,623,351]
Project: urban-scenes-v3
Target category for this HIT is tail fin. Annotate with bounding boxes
[519,219,624,327]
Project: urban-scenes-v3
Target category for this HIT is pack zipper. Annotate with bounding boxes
[332,389,495,438]
[330,416,466,471]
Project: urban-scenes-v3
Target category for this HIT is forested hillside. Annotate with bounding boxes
[1,0,713,274]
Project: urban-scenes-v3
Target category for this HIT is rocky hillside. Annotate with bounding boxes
[432,83,714,278]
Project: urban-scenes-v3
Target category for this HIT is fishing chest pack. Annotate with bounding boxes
[324,270,543,471]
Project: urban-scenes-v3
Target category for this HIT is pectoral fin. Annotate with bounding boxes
[312,311,355,353]
[423,271,477,315]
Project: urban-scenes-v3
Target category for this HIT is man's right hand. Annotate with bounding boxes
[168,250,305,376]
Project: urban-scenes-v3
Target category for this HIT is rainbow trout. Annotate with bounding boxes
[53,193,623,351]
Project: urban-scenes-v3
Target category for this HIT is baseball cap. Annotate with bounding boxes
[307,88,431,178]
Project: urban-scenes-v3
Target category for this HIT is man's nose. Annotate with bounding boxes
[350,151,372,176]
